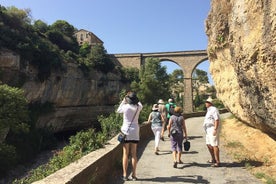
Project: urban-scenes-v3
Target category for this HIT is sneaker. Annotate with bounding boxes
[160,136,165,141]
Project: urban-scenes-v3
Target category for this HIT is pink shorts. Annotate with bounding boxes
[206,127,219,146]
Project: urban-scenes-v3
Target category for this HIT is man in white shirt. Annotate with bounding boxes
[203,97,220,167]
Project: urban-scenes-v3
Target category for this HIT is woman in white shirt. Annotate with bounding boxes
[117,92,143,181]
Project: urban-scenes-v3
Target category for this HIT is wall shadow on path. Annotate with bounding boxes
[138,175,210,183]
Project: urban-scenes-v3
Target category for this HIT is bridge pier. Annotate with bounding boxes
[183,77,193,113]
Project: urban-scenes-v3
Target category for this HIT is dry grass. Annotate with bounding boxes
[221,117,276,184]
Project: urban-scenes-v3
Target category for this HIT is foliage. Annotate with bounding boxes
[79,42,91,57]
[0,84,29,133]
[131,57,170,104]
[12,112,121,183]
[98,113,122,141]
[0,143,17,176]
[86,44,115,73]
[119,67,139,83]
[169,69,183,84]
[0,84,29,175]
[0,84,57,177]
[192,69,209,83]
[33,20,49,33]
[138,104,151,123]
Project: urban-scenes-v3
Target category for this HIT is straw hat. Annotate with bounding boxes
[152,104,159,111]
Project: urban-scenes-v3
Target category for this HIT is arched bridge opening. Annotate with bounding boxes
[110,50,208,113]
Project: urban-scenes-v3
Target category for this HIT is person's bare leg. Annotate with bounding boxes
[207,144,215,162]
[177,151,182,162]
[172,150,177,162]
[122,144,130,177]
[213,146,220,164]
[130,143,138,177]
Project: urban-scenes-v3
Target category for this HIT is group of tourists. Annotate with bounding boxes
[116,91,220,181]
[147,98,188,169]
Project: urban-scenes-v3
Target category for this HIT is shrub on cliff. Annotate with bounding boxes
[0,84,29,175]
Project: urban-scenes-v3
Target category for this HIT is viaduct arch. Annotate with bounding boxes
[110,50,208,113]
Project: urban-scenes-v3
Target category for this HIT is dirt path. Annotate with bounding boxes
[110,113,263,184]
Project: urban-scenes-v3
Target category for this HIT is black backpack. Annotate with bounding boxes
[168,104,175,116]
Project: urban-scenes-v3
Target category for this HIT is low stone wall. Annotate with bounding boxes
[33,122,153,184]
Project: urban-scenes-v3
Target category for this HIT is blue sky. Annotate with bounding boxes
[1,0,213,83]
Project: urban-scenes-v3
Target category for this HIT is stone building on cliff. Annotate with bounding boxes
[74,29,103,46]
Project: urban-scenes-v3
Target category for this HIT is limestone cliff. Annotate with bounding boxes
[0,50,125,132]
[206,0,276,135]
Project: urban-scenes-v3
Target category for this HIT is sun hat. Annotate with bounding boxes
[158,99,165,104]
[125,92,139,105]
[205,96,213,104]
[152,104,159,111]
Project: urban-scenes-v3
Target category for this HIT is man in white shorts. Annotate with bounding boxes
[203,97,220,167]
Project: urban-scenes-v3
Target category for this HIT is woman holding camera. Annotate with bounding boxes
[116,92,143,181]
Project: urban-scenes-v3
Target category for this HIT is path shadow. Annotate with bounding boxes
[188,135,203,140]
[183,151,199,154]
[174,160,264,169]
[222,160,263,168]
[156,150,172,155]
[137,175,210,183]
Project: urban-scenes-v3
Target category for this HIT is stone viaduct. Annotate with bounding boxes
[110,50,208,113]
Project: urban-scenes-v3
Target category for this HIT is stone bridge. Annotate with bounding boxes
[110,50,208,112]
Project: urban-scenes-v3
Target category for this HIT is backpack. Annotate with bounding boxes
[168,104,175,116]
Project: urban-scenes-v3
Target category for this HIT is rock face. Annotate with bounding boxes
[0,50,125,133]
[206,0,276,136]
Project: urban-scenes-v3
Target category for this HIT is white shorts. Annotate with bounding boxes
[206,127,219,146]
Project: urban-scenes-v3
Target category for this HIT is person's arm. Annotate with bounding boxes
[213,109,220,135]
[147,113,152,124]
[167,118,172,137]
[117,98,126,113]
[213,119,219,135]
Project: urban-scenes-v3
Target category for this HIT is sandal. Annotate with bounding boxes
[207,159,216,163]
[211,163,220,167]
[131,175,138,181]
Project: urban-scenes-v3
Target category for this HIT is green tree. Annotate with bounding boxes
[0,84,30,174]
[33,19,49,33]
[50,20,75,37]
[79,42,91,57]
[87,44,115,73]
[193,69,209,83]
[131,57,170,104]
[120,67,139,83]
[169,69,183,83]
[0,84,29,134]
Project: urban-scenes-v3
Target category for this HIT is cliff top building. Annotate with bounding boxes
[74,29,103,46]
